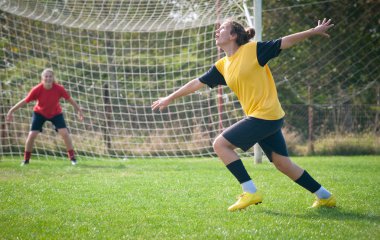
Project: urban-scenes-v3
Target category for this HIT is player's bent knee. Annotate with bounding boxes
[212,138,221,152]
[213,135,234,153]
[213,136,226,153]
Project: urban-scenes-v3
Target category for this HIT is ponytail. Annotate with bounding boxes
[228,20,255,46]
[245,28,255,40]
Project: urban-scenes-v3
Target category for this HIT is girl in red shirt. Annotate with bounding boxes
[6,69,84,165]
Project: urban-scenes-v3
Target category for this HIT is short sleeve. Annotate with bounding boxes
[198,65,226,88]
[57,84,70,100]
[25,86,38,103]
[257,38,282,66]
[61,87,70,100]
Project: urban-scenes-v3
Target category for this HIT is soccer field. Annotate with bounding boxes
[0,156,379,239]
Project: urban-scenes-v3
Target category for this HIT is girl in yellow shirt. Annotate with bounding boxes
[152,18,335,211]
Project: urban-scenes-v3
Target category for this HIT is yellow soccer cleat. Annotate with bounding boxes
[311,195,336,208]
[228,192,263,212]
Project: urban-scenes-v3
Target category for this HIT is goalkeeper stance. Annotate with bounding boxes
[152,18,336,211]
[6,68,84,166]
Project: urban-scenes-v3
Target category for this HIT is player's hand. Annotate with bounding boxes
[77,111,84,122]
[313,18,334,38]
[151,97,171,112]
[6,112,13,122]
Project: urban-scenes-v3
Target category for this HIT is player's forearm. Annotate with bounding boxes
[67,98,82,113]
[281,28,317,49]
[167,79,204,102]
[8,99,27,113]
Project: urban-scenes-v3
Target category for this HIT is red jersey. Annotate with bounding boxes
[25,83,71,119]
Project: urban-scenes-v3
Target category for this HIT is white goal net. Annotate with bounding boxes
[1,0,378,159]
[1,0,246,159]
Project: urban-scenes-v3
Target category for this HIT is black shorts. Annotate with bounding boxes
[222,117,288,161]
[31,112,67,132]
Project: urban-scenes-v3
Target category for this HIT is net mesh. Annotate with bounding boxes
[1,0,246,158]
[0,0,378,159]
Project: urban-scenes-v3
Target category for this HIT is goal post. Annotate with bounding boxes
[253,0,264,164]
[244,0,264,163]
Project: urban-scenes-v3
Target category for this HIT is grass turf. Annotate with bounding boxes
[0,156,379,239]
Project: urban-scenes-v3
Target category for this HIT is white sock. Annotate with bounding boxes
[314,186,331,199]
[241,180,257,193]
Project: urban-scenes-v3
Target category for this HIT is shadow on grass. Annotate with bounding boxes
[262,208,380,223]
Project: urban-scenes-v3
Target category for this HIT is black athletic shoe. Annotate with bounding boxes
[71,158,77,165]
[21,160,29,166]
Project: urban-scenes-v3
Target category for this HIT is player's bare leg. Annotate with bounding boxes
[25,131,39,152]
[213,135,239,165]
[58,128,76,165]
[22,131,39,165]
[271,152,335,208]
[271,153,304,180]
[58,128,73,150]
[213,135,262,211]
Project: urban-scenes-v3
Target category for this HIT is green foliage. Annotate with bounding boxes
[0,156,379,239]
[284,130,379,156]
[263,0,379,105]
[314,133,379,155]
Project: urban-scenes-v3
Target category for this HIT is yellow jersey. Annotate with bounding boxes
[200,40,285,120]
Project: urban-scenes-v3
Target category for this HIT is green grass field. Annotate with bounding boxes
[0,156,379,239]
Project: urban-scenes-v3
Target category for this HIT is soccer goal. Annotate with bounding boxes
[1,0,258,159]
[2,1,377,160]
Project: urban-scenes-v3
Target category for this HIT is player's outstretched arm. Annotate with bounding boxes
[6,99,27,122]
[152,79,204,112]
[281,18,334,50]
[67,98,84,121]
